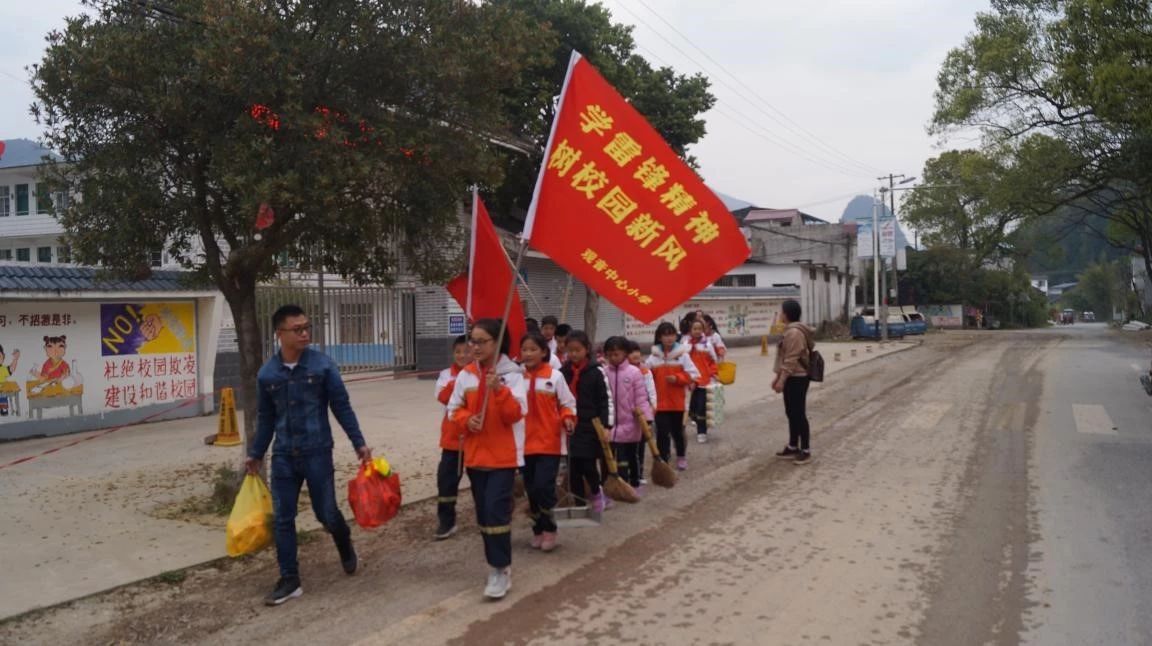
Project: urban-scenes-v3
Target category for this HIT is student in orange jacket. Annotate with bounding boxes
[432,334,470,540]
[685,318,719,444]
[647,322,700,471]
[518,332,576,552]
[445,319,527,600]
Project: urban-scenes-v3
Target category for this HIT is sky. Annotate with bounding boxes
[0,0,989,223]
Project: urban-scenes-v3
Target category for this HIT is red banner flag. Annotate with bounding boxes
[445,193,526,358]
[523,52,751,323]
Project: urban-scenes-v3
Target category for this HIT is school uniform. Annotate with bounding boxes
[434,364,467,530]
[646,345,699,461]
[685,335,719,437]
[560,360,614,504]
[636,364,658,480]
[521,363,576,535]
[446,356,527,569]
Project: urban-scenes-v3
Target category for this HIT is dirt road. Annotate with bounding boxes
[4,328,1149,645]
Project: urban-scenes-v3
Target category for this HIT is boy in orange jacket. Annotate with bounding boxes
[433,335,470,540]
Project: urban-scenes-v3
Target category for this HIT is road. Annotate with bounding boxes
[3,325,1150,645]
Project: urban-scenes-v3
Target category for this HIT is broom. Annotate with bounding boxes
[635,413,677,488]
[592,419,640,503]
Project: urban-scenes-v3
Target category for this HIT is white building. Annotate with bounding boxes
[0,138,179,269]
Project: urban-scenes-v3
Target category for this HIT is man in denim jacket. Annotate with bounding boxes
[245,304,373,606]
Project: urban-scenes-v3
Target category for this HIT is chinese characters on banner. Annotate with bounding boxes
[101,353,199,410]
[99,303,199,411]
[523,52,751,323]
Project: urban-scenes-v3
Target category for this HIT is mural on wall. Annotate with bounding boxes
[0,302,199,423]
[624,299,786,339]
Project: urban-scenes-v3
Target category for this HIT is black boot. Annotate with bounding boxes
[334,534,357,575]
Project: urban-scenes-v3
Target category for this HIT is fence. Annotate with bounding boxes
[256,284,416,373]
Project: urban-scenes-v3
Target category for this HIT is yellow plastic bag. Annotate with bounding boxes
[226,474,274,557]
[716,361,737,385]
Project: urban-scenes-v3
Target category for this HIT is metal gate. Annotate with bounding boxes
[256,284,416,373]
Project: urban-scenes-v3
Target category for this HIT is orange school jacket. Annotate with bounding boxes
[435,364,464,451]
[521,363,577,457]
[446,356,527,469]
[646,343,700,412]
[684,335,719,387]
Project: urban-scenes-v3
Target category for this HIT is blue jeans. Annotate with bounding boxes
[271,451,351,578]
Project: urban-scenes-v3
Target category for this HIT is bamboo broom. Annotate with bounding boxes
[635,413,676,489]
[592,419,639,503]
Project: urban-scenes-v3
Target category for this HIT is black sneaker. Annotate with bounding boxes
[434,522,458,541]
[335,537,358,575]
[793,451,812,465]
[264,577,302,606]
[775,446,800,459]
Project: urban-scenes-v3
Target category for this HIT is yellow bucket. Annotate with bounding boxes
[716,361,737,385]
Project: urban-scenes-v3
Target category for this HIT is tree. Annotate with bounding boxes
[32,0,548,439]
[931,0,1152,288]
[485,0,716,339]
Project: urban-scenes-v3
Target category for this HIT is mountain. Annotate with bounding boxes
[840,194,911,249]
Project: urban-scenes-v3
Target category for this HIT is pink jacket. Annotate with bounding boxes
[603,361,654,443]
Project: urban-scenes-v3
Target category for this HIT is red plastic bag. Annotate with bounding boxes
[348,459,401,529]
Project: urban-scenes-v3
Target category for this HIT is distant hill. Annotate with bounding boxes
[840,194,911,249]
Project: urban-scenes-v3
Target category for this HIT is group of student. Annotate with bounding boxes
[433,312,729,600]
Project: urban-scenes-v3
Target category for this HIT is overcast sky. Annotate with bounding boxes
[0,0,988,222]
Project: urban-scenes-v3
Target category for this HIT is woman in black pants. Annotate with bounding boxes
[772,300,815,464]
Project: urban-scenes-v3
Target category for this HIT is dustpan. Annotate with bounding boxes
[553,454,601,528]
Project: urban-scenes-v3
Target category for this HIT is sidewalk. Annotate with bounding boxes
[0,338,915,619]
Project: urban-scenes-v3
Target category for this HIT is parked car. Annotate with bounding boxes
[902,312,927,335]
[850,314,907,339]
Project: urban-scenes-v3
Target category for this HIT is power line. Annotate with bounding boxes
[630,42,875,180]
[612,0,883,177]
[631,0,884,176]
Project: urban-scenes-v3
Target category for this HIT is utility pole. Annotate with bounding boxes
[878,174,905,325]
[872,191,883,340]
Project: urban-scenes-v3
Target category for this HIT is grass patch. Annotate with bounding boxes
[155,570,187,585]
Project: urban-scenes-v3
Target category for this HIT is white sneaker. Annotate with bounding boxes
[484,567,511,599]
[697,433,708,444]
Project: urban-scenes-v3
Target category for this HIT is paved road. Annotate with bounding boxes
[4,327,1152,645]
[1022,324,1152,645]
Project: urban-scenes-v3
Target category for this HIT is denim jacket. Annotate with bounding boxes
[248,348,365,459]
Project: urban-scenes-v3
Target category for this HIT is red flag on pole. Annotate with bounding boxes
[523,52,750,323]
[445,192,527,359]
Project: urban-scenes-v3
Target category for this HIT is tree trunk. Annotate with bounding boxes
[227,281,264,447]
[584,286,599,343]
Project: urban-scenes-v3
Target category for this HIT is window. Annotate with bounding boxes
[0,186,9,217]
[36,184,53,214]
[0,249,11,260]
[53,190,69,212]
[16,248,30,262]
[824,269,831,282]
[150,251,163,268]
[809,268,817,280]
[37,247,53,263]
[57,246,72,264]
[339,303,373,344]
[713,274,756,287]
[15,184,29,216]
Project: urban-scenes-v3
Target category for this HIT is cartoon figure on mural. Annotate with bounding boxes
[727,304,748,337]
[0,345,21,416]
[27,335,84,419]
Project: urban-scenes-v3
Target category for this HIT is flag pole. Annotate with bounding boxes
[559,274,574,322]
[477,238,529,426]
